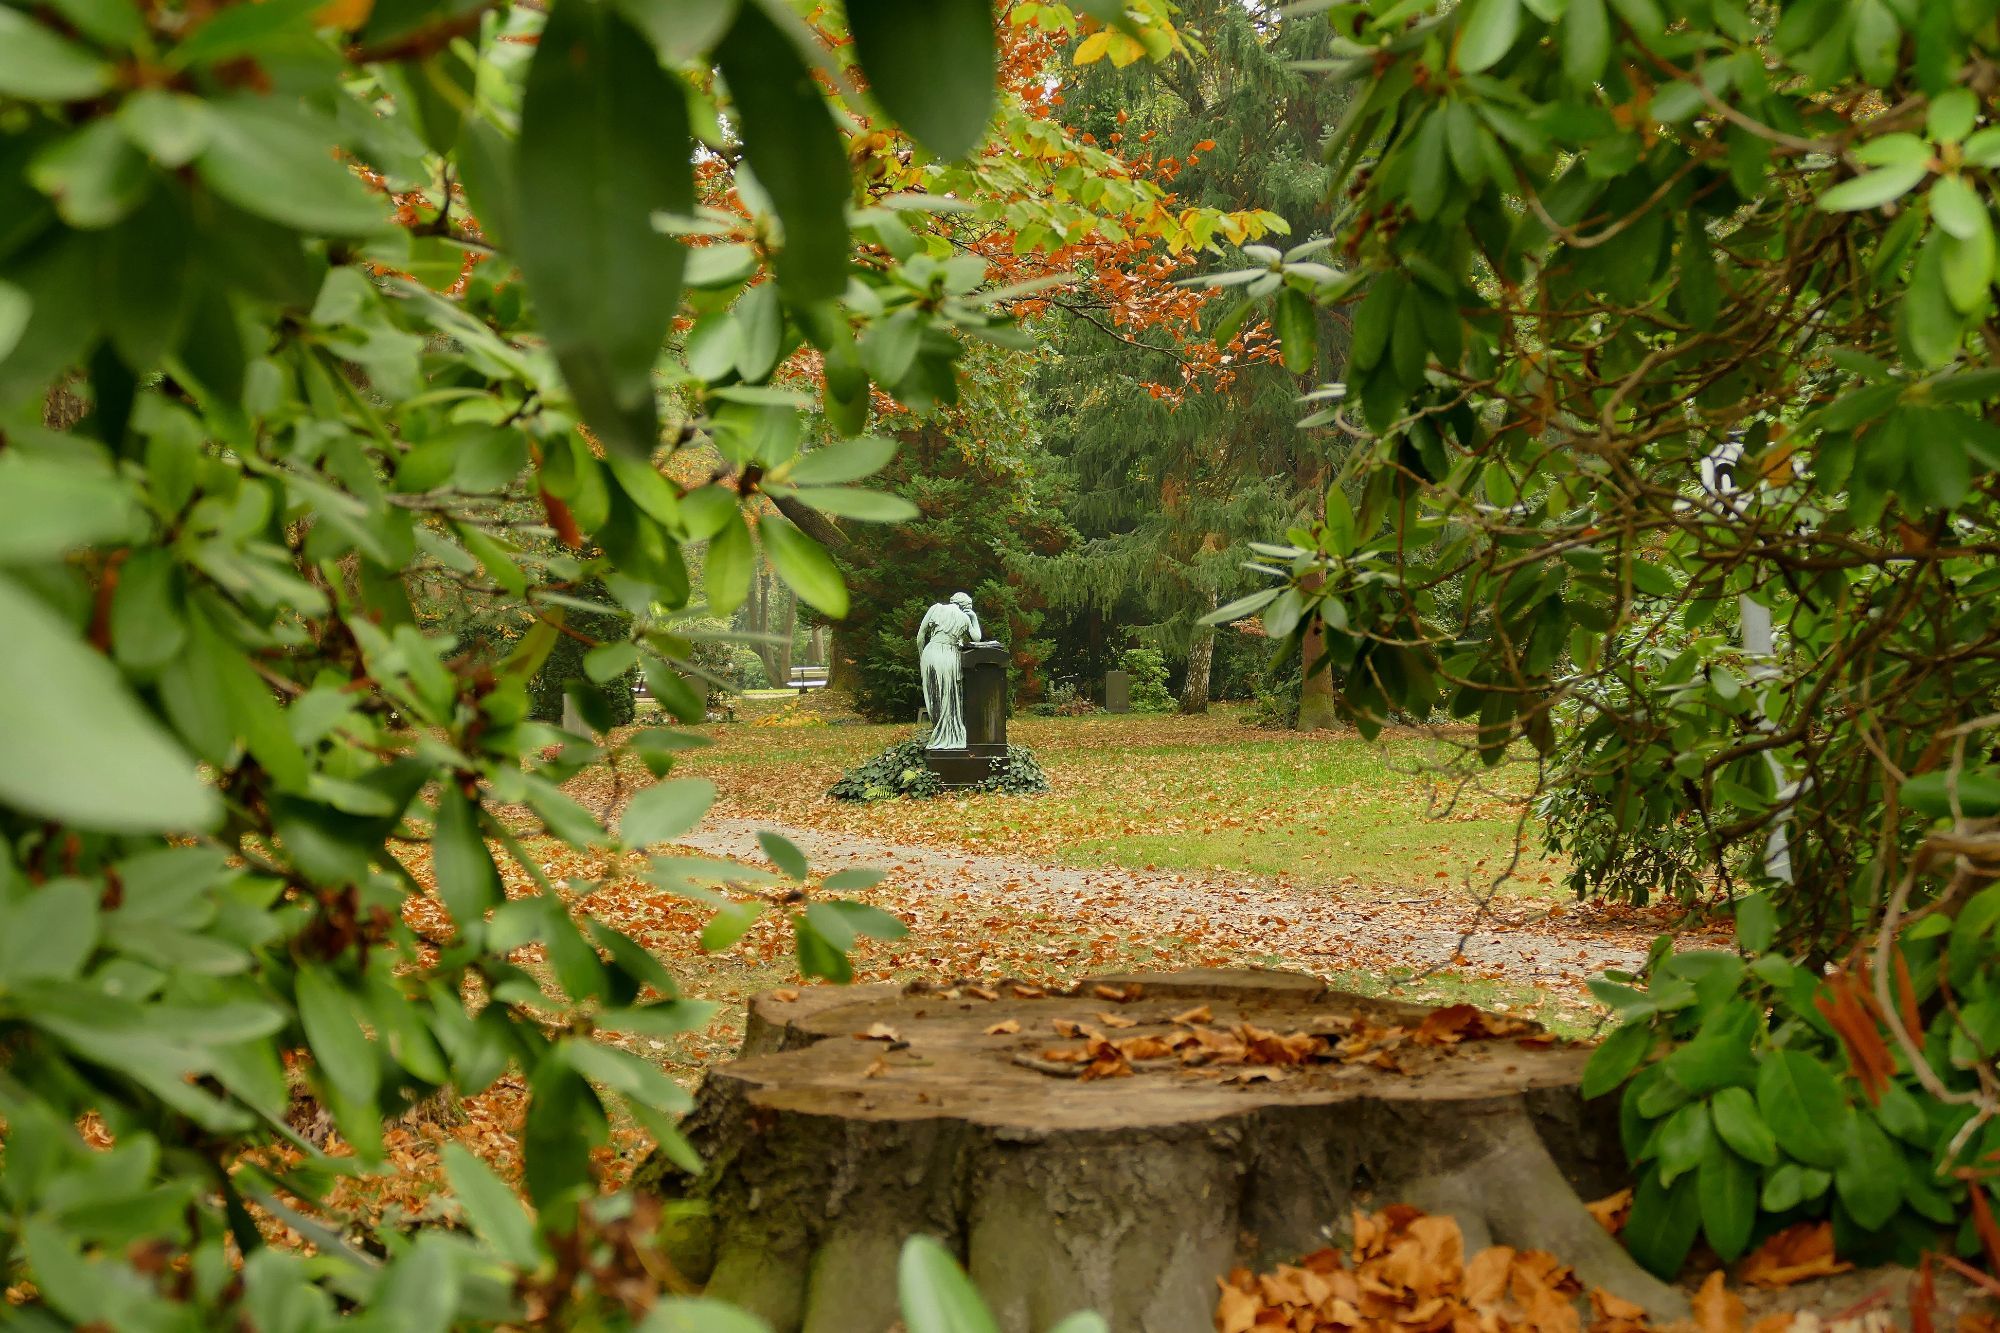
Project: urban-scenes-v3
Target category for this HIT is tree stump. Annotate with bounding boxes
[640,969,1684,1333]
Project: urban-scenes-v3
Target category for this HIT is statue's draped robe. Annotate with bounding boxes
[917,603,978,749]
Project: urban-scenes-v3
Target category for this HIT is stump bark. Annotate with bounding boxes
[639,969,1682,1333]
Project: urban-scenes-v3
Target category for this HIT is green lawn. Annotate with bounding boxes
[669,704,1565,897]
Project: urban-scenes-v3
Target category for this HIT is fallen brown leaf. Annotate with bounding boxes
[853,1023,900,1042]
[1693,1269,1744,1333]
[1591,1286,1650,1332]
[984,1019,1021,1036]
[1115,1035,1174,1061]
[1094,1010,1137,1029]
[1170,1004,1213,1025]
[1738,1222,1852,1288]
[1586,1188,1633,1237]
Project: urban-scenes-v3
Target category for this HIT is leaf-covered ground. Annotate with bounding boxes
[338,701,1702,1274]
[302,699,1992,1327]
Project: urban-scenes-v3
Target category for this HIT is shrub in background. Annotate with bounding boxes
[526,580,638,728]
[1118,647,1173,712]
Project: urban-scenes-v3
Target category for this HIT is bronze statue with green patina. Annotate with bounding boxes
[917,591,982,750]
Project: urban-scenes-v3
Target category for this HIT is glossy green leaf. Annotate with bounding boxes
[732,280,784,383]
[1760,1161,1831,1212]
[1709,1086,1779,1165]
[715,2,851,299]
[1901,767,2000,818]
[594,1000,717,1037]
[0,879,98,984]
[432,786,503,932]
[1623,1169,1701,1279]
[757,829,810,879]
[620,779,719,849]
[787,486,920,523]
[614,0,737,63]
[1833,1111,1904,1229]
[1927,88,1977,144]
[705,511,754,617]
[759,512,849,617]
[0,575,217,833]
[1820,162,1930,212]
[640,1297,772,1333]
[1931,175,1987,240]
[516,0,693,455]
[28,121,151,229]
[1734,892,1776,954]
[195,100,388,236]
[898,1234,1000,1333]
[1561,0,1608,85]
[0,453,142,564]
[1581,1020,1653,1099]
[1274,286,1317,373]
[1942,218,1996,314]
[294,969,379,1103]
[789,436,898,485]
[0,10,114,100]
[1456,0,1522,74]
[848,0,997,160]
[373,1234,457,1333]
[1755,1049,1847,1167]
[1655,1100,1714,1185]
[1697,1144,1757,1261]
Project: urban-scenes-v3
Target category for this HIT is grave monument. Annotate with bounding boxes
[917,591,1009,786]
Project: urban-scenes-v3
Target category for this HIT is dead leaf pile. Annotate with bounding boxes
[1038,1005,1544,1082]
[1216,1209,1824,1333]
[1216,1206,1606,1333]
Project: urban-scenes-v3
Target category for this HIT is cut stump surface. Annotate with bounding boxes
[643,968,1679,1333]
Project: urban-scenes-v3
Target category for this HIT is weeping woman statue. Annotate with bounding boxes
[917,592,982,750]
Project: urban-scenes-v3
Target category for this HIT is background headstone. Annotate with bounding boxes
[1105,669,1130,713]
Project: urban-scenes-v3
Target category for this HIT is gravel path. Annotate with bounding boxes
[679,815,1656,994]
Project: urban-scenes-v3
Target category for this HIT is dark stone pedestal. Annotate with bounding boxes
[924,746,1007,787]
[925,642,1010,787]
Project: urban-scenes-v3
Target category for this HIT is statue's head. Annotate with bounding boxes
[949,592,973,610]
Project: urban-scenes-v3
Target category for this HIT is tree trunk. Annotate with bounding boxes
[638,970,1683,1333]
[1179,620,1215,716]
[828,628,862,695]
[774,584,797,688]
[1296,573,1339,731]
[749,572,785,688]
